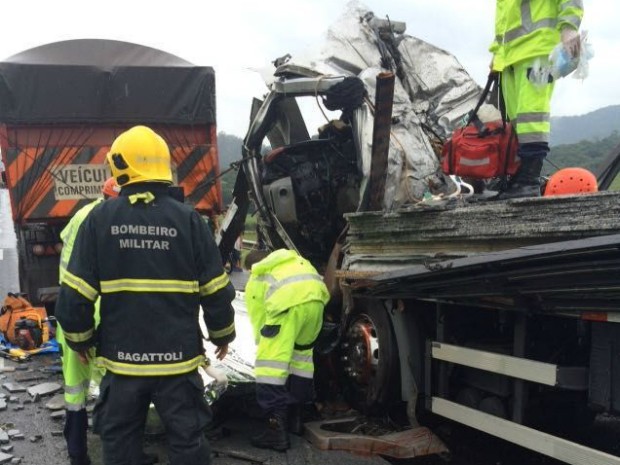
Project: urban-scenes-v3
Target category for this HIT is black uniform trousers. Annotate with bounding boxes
[64,409,89,459]
[94,369,212,465]
[256,374,314,415]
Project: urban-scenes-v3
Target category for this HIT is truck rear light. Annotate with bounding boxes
[582,312,620,323]
[32,244,45,256]
[31,244,61,256]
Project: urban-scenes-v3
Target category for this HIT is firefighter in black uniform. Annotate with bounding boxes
[56,125,235,465]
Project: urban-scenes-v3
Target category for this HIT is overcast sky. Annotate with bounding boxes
[0,0,614,137]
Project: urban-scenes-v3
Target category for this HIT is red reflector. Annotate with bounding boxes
[581,312,608,322]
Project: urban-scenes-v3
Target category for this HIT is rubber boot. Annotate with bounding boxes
[251,411,290,451]
[496,157,543,199]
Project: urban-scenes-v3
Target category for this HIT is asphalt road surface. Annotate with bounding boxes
[0,353,394,465]
[2,188,620,465]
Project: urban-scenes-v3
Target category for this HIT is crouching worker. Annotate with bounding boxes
[245,249,330,451]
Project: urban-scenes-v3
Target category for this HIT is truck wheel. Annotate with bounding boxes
[340,299,400,414]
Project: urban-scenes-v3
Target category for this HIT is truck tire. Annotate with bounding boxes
[340,298,400,414]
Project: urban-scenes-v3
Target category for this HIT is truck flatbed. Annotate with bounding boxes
[345,191,620,267]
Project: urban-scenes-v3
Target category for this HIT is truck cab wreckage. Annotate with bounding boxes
[218,2,620,464]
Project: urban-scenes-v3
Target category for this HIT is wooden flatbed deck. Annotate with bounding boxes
[344,191,620,271]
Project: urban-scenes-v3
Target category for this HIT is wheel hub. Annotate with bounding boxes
[342,314,380,384]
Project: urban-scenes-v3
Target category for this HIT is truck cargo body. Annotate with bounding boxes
[0,39,221,306]
[219,5,620,464]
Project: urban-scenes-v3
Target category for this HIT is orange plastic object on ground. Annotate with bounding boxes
[543,167,598,196]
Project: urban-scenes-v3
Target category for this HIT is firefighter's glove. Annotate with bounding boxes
[561,27,581,58]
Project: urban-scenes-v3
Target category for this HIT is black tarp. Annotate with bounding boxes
[0,39,215,125]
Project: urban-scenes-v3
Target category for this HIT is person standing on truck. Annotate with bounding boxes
[56,176,119,465]
[55,125,236,465]
[492,0,584,199]
[244,248,330,451]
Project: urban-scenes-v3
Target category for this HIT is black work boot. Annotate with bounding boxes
[251,412,290,451]
[497,157,544,199]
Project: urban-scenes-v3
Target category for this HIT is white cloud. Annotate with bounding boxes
[0,0,614,135]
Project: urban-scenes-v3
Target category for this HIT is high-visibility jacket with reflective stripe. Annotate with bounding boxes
[59,198,103,285]
[491,0,583,71]
[56,183,236,377]
[58,199,104,408]
[245,249,330,341]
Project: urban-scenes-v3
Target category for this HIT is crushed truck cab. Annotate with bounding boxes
[220,3,620,464]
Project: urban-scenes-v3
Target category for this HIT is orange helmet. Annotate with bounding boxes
[543,167,598,197]
[102,176,121,198]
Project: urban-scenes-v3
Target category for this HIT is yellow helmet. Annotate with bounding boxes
[107,125,172,186]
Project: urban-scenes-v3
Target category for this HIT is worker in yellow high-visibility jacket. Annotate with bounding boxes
[57,177,119,465]
[492,0,584,199]
[245,249,330,451]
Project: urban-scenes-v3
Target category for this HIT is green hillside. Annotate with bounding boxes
[547,130,620,176]
[216,128,620,202]
[551,105,620,146]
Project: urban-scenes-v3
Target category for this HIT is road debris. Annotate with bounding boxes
[44,394,64,411]
[1,384,25,394]
[26,382,61,398]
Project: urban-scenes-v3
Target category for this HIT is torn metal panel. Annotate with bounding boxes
[233,1,487,272]
[258,0,481,210]
[397,35,482,138]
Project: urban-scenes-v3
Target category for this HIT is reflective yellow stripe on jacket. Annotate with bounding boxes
[97,355,205,376]
[59,198,103,284]
[97,274,230,295]
[63,328,95,344]
[207,322,235,341]
[100,278,198,294]
[62,270,99,302]
[199,272,230,296]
